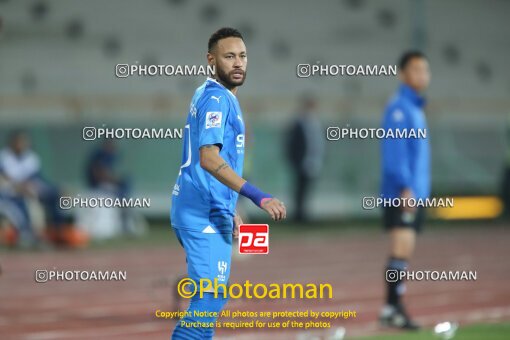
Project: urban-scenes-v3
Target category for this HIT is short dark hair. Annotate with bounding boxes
[398,50,427,70]
[208,27,244,52]
[8,129,27,143]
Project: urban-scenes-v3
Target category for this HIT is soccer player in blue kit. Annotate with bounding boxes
[170,28,287,339]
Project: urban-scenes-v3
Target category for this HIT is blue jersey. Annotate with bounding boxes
[171,78,245,232]
[381,84,430,200]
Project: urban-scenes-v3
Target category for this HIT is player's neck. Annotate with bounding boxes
[213,77,238,96]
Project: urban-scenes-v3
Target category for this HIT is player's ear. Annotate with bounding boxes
[207,52,215,67]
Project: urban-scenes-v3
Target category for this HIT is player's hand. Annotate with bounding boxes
[400,188,416,213]
[261,198,286,221]
[233,213,243,239]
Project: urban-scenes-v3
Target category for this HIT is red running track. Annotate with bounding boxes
[1,224,509,339]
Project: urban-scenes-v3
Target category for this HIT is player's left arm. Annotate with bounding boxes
[197,93,286,220]
[199,145,286,221]
[199,144,246,192]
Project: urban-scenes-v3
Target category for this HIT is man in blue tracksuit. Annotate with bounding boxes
[379,51,430,330]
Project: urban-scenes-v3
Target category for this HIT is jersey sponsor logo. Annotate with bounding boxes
[211,95,222,103]
[239,224,269,254]
[217,260,228,281]
[190,103,197,118]
[236,134,245,148]
[236,134,245,154]
[172,183,180,196]
[205,111,222,129]
[218,261,228,275]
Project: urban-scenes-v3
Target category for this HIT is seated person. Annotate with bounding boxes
[0,130,64,246]
[86,140,134,233]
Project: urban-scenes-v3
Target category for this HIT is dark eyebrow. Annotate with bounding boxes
[223,51,247,56]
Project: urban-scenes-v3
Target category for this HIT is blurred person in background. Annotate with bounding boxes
[285,93,325,222]
[0,176,33,247]
[379,51,431,330]
[85,139,136,234]
[86,139,130,199]
[0,130,64,247]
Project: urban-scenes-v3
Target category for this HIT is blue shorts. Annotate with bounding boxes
[173,223,233,291]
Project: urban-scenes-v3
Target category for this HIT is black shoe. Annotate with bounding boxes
[379,304,420,330]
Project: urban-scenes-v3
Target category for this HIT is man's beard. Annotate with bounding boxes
[216,66,246,89]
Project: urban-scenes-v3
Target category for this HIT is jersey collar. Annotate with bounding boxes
[206,77,237,98]
[399,83,426,108]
